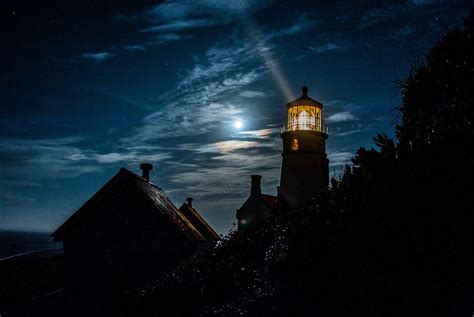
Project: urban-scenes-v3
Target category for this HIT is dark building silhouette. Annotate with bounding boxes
[280,85,329,207]
[51,164,217,292]
[236,175,278,229]
[237,85,329,228]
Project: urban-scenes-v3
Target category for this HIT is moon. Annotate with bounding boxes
[234,120,243,129]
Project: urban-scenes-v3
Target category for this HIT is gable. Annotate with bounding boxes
[51,168,204,242]
[237,194,276,225]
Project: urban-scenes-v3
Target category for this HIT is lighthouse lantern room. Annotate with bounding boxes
[279,84,329,206]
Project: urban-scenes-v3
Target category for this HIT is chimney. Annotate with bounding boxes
[250,175,262,196]
[140,163,153,182]
[186,197,193,208]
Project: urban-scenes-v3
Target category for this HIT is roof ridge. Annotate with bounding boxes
[179,203,220,240]
[51,168,205,241]
[119,167,161,189]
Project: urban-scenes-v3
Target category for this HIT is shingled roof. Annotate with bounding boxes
[51,168,206,242]
[179,200,220,241]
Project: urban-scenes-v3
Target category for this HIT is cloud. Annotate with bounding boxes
[121,32,272,142]
[157,127,282,218]
[192,140,261,154]
[88,3,206,59]
[107,16,331,234]
[0,191,37,207]
[164,147,279,229]
[391,24,415,39]
[0,136,174,182]
[327,150,354,167]
[357,2,438,30]
[223,72,259,86]
[145,33,190,46]
[119,15,321,167]
[0,137,100,181]
[129,0,274,38]
[237,128,280,139]
[80,52,114,62]
[140,18,219,33]
[309,42,346,54]
[124,45,146,51]
[269,16,317,38]
[142,0,272,23]
[332,128,366,137]
[168,142,281,200]
[326,111,357,123]
[411,0,434,6]
[239,90,266,98]
[126,102,243,141]
[358,5,400,29]
[93,152,172,164]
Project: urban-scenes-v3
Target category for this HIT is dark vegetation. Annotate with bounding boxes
[138,11,474,316]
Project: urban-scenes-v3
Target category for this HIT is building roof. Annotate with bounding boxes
[261,194,278,209]
[286,85,323,108]
[51,168,206,242]
[236,192,278,228]
[179,203,220,241]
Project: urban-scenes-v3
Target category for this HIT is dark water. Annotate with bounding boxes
[0,231,61,259]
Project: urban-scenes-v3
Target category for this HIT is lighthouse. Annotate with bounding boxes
[279,85,329,207]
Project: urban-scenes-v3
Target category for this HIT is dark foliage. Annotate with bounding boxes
[134,11,474,316]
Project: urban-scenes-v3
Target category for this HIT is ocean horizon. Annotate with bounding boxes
[0,230,61,259]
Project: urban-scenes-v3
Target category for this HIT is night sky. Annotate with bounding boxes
[1,0,472,234]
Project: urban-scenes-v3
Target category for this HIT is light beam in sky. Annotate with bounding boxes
[238,11,294,102]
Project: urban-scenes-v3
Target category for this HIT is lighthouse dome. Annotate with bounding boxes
[286,85,323,108]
